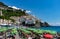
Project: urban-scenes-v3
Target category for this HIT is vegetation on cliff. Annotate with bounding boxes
[0,2,27,22]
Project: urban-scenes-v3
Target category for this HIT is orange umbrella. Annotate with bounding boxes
[44,34,53,39]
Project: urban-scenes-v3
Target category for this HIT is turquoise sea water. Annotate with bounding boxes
[40,26,60,32]
[1,25,60,32]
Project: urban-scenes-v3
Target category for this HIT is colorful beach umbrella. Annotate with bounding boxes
[44,34,53,39]
[44,30,57,35]
[11,28,18,35]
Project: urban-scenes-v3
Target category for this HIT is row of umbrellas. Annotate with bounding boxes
[0,27,57,36]
[26,28,57,35]
[19,28,57,39]
[0,27,57,35]
[19,28,31,34]
[0,27,8,32]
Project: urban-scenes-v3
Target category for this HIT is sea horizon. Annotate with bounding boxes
[40,26,60,32]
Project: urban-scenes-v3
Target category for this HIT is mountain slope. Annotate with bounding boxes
[0,2,49,27]
[0,2,28,22]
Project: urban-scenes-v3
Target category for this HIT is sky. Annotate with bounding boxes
[0,0,60,25]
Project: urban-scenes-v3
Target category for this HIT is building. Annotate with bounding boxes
[19,16,36,26]
[0,19,12,25]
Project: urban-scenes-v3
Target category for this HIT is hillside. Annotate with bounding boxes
[0,2,49,27]
[0,2,28,22]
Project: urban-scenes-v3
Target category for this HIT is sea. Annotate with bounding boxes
[0,25,60,32]
[40,26,60,32]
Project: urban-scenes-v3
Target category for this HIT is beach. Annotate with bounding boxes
[0,25,59,39]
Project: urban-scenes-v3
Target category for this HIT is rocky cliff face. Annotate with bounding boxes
[40,22,50,27]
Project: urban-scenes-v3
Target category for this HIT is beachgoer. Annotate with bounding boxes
[12,36,15,39]
[27,33,32,39]
[57,32,60,39]
[36,34,41,39]
[28,36,32,39]
[32,34,37,39]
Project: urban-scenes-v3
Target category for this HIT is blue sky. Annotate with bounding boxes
[0,0,60,25]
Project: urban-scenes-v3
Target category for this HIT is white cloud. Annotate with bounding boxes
[8,6,11,7]
[8,6,31,13]
[49,22,60,26]
[12,6,20,10]
[26,10,31,13]
[8,6,20,10]
[21,9,24,11]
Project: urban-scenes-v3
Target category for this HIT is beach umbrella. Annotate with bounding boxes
[2,27,8,31]
[31,29,37,32]
[11,28,18,35]
[20,28,31,34]
[0,29,3,32]
[38,31,43,34]
[0,28,7,32]
[36,30,44,34]
[43,34,53,39]
[26,28,36,31]
[43,30,57,35]
[24,31,31,34]
[50,31,57,35]
[44,30,51,33]
[11,30,17,35]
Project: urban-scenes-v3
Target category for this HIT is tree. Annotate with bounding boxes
[10,19,15,23]
[0,16,4,19]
